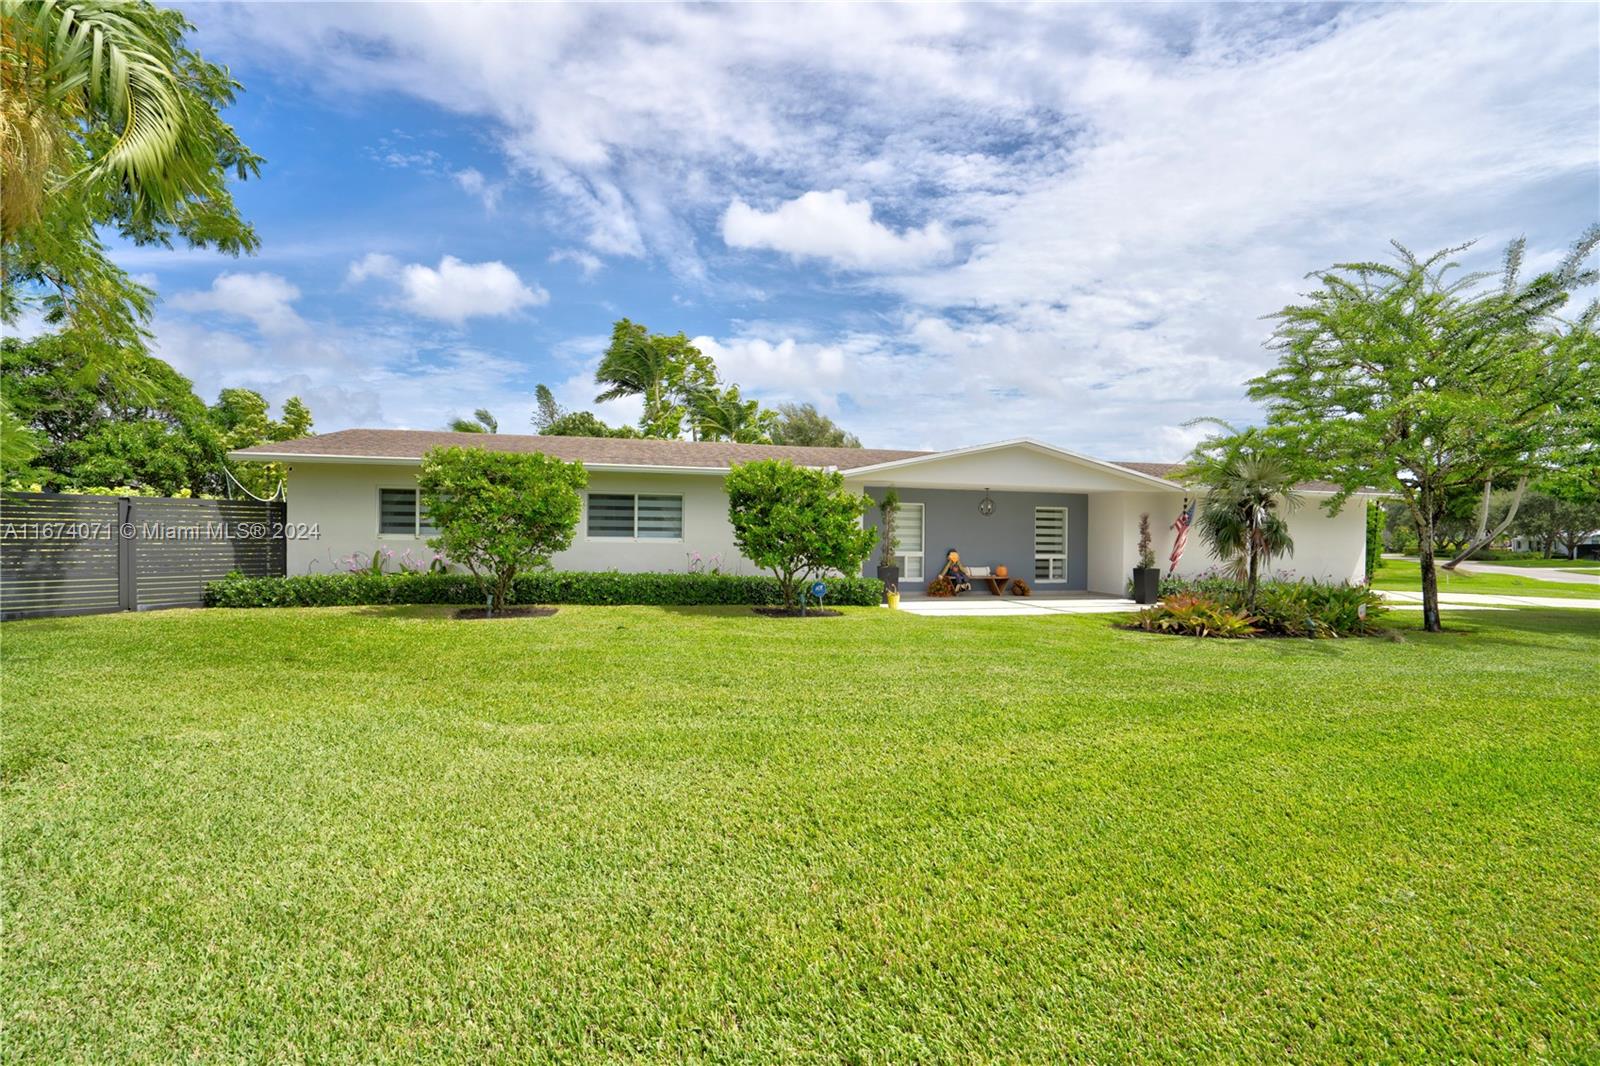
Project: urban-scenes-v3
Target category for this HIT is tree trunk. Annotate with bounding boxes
[1417,503,1442,633]
[1444,476,1527,569]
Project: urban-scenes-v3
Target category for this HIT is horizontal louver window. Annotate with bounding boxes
[1035,506,1067,581]
[636,495,684,539]
[895,502,924,580]
[588,494,637,537]
[380,489,419,535]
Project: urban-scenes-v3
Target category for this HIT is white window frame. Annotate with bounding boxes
[1034,505,1068,582]
[585,492,685,543]
[895,501,925,581]
[376,486,435,539]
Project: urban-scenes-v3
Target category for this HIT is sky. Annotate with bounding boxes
[99,2,1600,458]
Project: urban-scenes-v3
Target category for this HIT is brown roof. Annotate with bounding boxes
[232,430,1350,491]
[231,428,928,471]
[1114,460,1344,494]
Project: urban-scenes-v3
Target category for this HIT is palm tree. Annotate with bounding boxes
[593,319,717,438]
[1193,453,1301,605]
[690,385,774,443]
[1,0,258,237]
[448,409,497,433]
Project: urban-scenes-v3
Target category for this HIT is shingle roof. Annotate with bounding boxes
[1113,460,1344,494]
[231,428,928,471]
[231,429,1350,492]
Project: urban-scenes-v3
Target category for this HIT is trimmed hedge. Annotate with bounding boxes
[205,570,884,609]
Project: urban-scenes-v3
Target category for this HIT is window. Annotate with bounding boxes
[588,493,684,540]
[1035,506,1067,581]
[379,488,435,537]
[895,502,924,580]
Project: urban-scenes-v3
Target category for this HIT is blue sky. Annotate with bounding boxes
[100,2,1600,458]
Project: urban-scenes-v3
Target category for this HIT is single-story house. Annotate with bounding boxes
[232,430,1375,594]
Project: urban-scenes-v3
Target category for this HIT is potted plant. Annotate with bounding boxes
[1132,512,1161,604]
[875,488,900,604]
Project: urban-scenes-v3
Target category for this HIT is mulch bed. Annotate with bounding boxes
[752,607,845,618]
[452,606,559,620]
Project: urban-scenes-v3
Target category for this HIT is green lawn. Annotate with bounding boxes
[1372,558,1600,599]
[6,605,1599,1062]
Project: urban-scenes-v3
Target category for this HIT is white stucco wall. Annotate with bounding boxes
[282,462,755,575]
[1107,490,1369,591]
[282,458,1371,588]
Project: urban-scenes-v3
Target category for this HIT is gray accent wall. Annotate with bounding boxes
[864,487,1088,589]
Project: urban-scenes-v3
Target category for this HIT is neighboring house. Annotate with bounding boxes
[231,430,1375,592]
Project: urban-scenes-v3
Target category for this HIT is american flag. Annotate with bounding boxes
[1168,499,1195,576]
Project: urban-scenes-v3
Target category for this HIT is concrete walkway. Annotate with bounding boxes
[1388,554,1600,585]
[894,595,1137,617]
[1380,591,1600,610]
[1455,560,1600,585]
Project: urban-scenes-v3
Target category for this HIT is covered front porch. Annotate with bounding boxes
[841,439,1190,598]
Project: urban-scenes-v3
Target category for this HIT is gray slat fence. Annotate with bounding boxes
[1,493,285,621]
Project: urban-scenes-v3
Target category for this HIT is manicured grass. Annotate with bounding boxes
[6,605,1599,1062]
[1371,558,1600,599]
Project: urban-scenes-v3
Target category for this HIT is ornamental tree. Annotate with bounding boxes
[418,446,586,615]
[1248,232,1598,632]
[725,459,877,613]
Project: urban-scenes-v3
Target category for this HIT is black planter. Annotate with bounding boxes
[876,564,900,604]
[1132,567,1161,605]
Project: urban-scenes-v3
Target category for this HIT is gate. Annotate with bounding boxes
[0,493,286,620]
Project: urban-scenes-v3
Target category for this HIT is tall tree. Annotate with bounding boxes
[448,409,498,433]
[0,0,261,314]
[690,384,776,444]
[1,0,262,461]
[1249,232,1599,632]
[593,318,716,439]
[208,386,314,496]
[2,331,223,494]
[768,402,862,448]
[532,384,564,433]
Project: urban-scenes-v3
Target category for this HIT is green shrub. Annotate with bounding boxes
[418,446,586,613]
[725,460,877,612]
[1133,594,1257,638]
[1365,502,1385,580]
[205,571,884,609]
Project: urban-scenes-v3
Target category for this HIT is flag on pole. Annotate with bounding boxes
[1168,499,1195,576]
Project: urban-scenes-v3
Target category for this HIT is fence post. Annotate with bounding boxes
[117,497,136,611]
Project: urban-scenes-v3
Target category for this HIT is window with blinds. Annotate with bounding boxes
[380,488,420,535]
[588,493,684,540]
[1034,506,1067,581]
[895,502,925,580]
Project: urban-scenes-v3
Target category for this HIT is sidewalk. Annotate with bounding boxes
[1456,560,1600,586]
[1379,591,1600,610]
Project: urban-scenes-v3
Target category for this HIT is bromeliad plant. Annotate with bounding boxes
[1133,594,1257,638]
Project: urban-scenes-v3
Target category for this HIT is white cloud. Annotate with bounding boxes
[346,252,400,284]
[167,273,306,333]
[548,247,603,279]
[187,2,1596,453]
[347,254,549,323]
[452,167,503,211]
[722,190,953,271]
